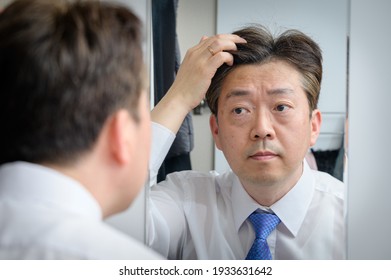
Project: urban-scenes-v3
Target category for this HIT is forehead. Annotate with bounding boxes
[220,60,303,97]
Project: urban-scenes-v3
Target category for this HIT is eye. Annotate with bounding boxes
[233,107,247,115]
[275,104,290,112]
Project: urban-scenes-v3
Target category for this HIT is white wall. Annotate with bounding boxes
[0,0,11,9]
[347,0,391,259]
[177,0,217,172]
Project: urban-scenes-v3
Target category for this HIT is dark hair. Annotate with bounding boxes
[0,0,144,165]
[206,25,322,116]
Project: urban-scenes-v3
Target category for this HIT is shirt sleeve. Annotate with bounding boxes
[147,172,188,259]
[149,122,176,186]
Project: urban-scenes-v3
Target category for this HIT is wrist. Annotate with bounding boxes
[151,90,191,134]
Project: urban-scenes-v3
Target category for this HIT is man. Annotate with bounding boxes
[149,25,345,259]
[0,0,161,259]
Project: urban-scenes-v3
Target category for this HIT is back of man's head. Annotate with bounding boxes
[0,0,144,166]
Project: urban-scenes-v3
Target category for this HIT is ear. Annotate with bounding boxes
[209,114,222,150]
[309,109,322,147]
[108,109,135,165]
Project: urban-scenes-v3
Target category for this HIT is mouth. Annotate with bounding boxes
[249,151,277,161]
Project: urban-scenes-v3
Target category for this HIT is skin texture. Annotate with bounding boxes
[210,61,321,206]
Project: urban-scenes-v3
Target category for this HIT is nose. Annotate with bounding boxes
[250,111,275,140]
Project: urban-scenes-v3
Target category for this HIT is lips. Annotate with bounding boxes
[249,151,277,160]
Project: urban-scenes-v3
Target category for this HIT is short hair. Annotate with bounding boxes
[0,0,144,165]
[206,25,322,116]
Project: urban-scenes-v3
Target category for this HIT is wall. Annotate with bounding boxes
[0,0,11,9]
[177,0,217,172]
[347,0,391,259]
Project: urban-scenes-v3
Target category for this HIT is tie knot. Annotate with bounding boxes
[248,212,280,241]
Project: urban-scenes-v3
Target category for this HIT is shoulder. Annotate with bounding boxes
[159,169,235,190]
[0,215,162,259]
[312,169,345,200]
[152,170,236,201]
[47,218,163,259]
[80,222,163,259]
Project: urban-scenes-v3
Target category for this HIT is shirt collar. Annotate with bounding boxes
[232,160,315,236]
[0,161,102,220]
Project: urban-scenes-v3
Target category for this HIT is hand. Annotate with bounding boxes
[152,34,246,133]
[170,34,246,111]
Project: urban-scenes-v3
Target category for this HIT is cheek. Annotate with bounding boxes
[276,118,311,143]
[218,126,248,152]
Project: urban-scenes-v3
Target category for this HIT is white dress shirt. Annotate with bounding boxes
[148,122,346,260]
[0,162,162,260]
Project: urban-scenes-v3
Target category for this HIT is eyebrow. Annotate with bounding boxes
[225,90,251,99]
[225,87,295,100]
[267,88,295,95]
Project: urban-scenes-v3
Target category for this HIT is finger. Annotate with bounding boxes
[203,40,239,59]
[203,35,246,58]
[217,33,247,44]
[194,34,246,55]
[200,34,247,49]
[208,51,235,69]
[199,35,209,43]
[180,33,246,74]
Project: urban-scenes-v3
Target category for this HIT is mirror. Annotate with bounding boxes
[177,0,350,260]
[172,0,349,260]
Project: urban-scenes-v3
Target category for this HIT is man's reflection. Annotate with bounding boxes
[148,25,346,260]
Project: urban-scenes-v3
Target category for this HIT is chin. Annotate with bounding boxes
[240,171,279,186]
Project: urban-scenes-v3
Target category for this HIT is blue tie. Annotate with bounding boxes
[245,212,280,260]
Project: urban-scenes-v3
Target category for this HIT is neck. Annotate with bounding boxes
[42,159,110,218]
[241,163,304,207]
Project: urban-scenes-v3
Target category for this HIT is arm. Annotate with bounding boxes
[151,34,246,134]
[147,35,246,258]
[149,34,246,183]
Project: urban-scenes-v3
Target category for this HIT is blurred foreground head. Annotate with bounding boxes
[0,0,145,166]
